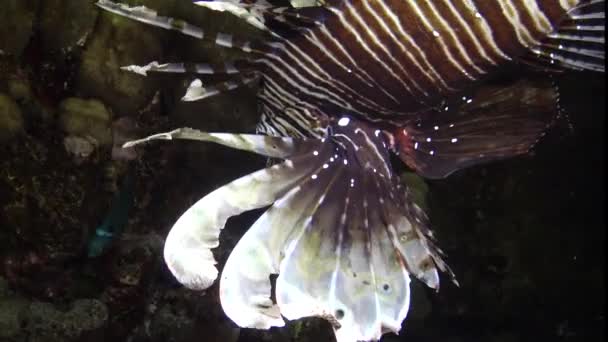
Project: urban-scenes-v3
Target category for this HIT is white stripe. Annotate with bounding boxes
[259,87,285,111]
[317,25,400,104]
[224,61,238,74]
[260,57,350,110]
[282,33,395,115]
[355,129,392,177]
[376,0,454,90]
[274,37,396,116]
[519,0,553,33]
[357,0,430,97]
[263,74,305,109]
[424,0,486,75]
[559,0,579,10]
[267,42,356,110]
[215,32,233,47]
[305,30,374,89]
[462,0,512,60]
[262,76,325,137]
[498,0,539,46]
[405,0,476,80]
[335,1,418,96]
[370,0,450,90]
[442,0,498,66]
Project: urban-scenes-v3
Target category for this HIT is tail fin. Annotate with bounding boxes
[393,78,558,179]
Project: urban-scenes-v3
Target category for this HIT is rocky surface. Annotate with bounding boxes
[0,0,39,57]
[0,93,24,143]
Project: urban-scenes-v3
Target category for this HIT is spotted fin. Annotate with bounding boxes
[523,0,605,72]
[394,78,558,179]
[125,118,453,341]
[125,128,323,292]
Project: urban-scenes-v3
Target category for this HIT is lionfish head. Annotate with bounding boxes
[125,116,451,341]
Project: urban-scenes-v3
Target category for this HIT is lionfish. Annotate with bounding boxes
[97,1,604,341]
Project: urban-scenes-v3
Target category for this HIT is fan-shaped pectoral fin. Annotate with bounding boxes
[218,142,334,329]
[162,138,322,291]
[273,165,413,341]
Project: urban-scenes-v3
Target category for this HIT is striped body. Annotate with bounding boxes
[255,0,580,137]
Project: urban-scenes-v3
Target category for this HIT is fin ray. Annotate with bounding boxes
[162,139,321,291]
[523,0,605,72]
[395,79,558,179]
[96,0,270,54]
[122,127,322,158]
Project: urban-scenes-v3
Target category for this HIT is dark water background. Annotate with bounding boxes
[0,1,604,341]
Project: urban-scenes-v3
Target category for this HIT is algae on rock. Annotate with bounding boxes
[0,93,24,143]
[78,8,166,116]
[58,97,113,146]
[39,0,99,53]
[0,0,39,57]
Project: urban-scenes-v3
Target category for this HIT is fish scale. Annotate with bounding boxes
[97,1,604,341]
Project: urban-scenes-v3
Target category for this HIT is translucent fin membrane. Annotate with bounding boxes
[124,118,453,341]
[394,78,558,179]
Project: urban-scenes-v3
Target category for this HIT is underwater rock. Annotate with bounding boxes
[58,97,113,146]
[0,119,104,261]
[0,277,29,340]
[7,78,34,104]
[0,279,108,341]
[5,70,56,126]
[78,4,166,116]
[63,135,98,159]
[109,237,156,286]
[135,289,239,342]
[26,299,108,341]
[0,277,9,298]
[0,93,24,143]
[0,0,39,57]
[39,0,99,53]
[111,116,138,161]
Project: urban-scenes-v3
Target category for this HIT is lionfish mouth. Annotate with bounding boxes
[124,116,452,341]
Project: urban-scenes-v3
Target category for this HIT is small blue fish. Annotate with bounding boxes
[87,168,135,258]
